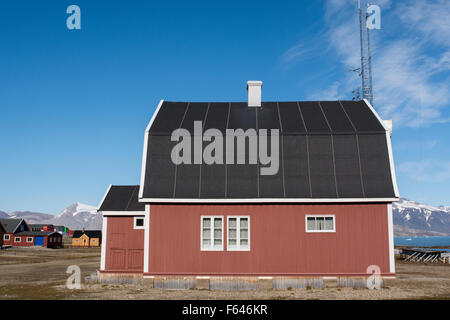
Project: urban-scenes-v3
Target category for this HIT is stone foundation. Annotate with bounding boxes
[98,272,142,284]
[99,273,389,290]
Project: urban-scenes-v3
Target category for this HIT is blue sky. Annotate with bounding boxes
[0,0,449,214]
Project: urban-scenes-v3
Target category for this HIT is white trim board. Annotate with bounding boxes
[364,98,399,198]
[101,211,145,216]
[139,100,164,199]
[139,197,398,204]
[387,204,395,274]
[363,99,388,132]
[100,216,107,271]
[386,131,400,198]
[143,204,150,274]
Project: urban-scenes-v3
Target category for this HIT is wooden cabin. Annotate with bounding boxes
[72,230,102,247]
[98,82,399,288]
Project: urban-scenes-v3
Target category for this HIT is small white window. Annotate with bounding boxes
[26,237,33,243]
[201,216,223,251]
[14,237,21,243]
[227,216,250,251]
[4,234,10,241]
[306,215,335,232]
[134,216,145,229]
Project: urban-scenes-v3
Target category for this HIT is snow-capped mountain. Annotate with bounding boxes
[7,211,54,223]
[393,198,450,236]
[0,203,102,230]
[43,202,102,230]
[0,210,10,219]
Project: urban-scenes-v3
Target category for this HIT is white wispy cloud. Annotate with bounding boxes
[319,0,450,128]
[398,160,450,183]
[307,82,343,101]
[397,0,450,48]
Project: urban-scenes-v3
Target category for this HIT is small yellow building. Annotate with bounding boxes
[72,230,102,247]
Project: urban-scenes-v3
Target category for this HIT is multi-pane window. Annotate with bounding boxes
[4,234,10,241]
[14,237,21,242]
[26,237,33,243]
[201,217,223,250]
[227,216,250,250]
[306,215,335,232]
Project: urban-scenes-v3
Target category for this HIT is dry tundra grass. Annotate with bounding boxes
[0,247,449,300]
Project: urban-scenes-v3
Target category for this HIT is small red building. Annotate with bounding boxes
[0,218,62,248]
[99,83,399,288]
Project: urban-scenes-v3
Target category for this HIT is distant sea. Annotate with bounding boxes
[395,236,450,248]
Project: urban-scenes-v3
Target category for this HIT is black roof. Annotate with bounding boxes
[29,224,54,228]
[0,218,25,233]
[16,231,57,236]
[98,185,145,211]
[72,230,102,238]
[140,100,398,201]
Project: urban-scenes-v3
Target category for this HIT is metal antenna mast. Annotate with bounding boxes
[358,0,374,105]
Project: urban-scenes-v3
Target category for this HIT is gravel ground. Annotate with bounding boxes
[0,247,449,300]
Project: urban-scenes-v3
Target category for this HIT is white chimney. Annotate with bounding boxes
[383,119,393,137]
[247,81,263,107]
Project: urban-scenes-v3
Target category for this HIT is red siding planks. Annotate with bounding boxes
[105,216,144,272]
[146,203,392,276]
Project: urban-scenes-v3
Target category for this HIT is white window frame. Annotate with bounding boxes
[305,215,336,233]
[14,237,21,243]
[200,216,223,251]
[26,237,33,243]
[133,216,145,230]
[4,234,10,241]
[227,216,250,251]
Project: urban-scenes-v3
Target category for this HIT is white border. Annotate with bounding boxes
[133,216,145,230]
[139,100,164,199]
[363,99,388,131]
[227,216,250,251]
[100,216,107,271]
[305,215,336,233]
[14,237,21,243]
[101,211,145,216]
[3,234,10,241]
[385,131,400,197]
[200,216,224,251]
[139,197,398,203]
[387,203,395,274]
[364,99,399,198]
[26,237,33,243]
[144,204,150,273]
[11,219,25,234]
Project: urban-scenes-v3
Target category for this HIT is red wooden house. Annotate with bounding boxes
[0,218,62,248]
[98,82,399,288]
